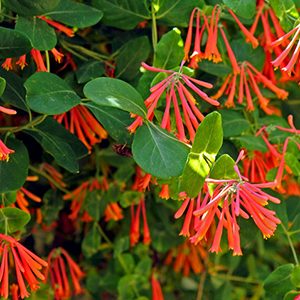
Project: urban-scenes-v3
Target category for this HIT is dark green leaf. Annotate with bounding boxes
[264,264,295,298]
[84,77,146,116]
[82,222,101,257]
[45,0,103,27]
[92,0,150,30]
[84,190,106,221]
[157,0,204,26]
[223,0,256,19]
[25,118,87,173]
[15,16,57,51]
[0,207,30,234]
[25,72,81,115]
[2,0,60,16]
[231,39,265,70]
[116,36,151,82]
[0,27,31,58]
[0,77,6,97]
[76,60,105,84]
[0,138,29,193]
[232,135,268,152]
[2,191,17,206]
[153,28,184,69]
[220,110,250,138]
[0,70,28,111]
[198,60,232,77]
[132,123,189,179]
[85,102,132,144]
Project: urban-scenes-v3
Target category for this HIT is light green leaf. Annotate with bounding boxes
[0,207,30,234]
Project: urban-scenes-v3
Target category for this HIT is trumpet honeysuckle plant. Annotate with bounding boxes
[0,0,299,299]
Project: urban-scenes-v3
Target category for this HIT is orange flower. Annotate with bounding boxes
[165,240,206,276]
[51,48,64,63]
[0,234,47,299]
[1,58,12,71]
[54,104,107,152]
[15,55,27,70]
[104,203,123,222]
[151,273,164,300]
[46,248,85,300]
[30,49,47,72]
[38,16,74,37]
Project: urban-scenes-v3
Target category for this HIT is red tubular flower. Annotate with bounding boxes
[30,49,47,72]
[46,248,85,300]
[54,104,107,152]
[151,274,164,300]
[271,23,300,75]
[51,48,64,63]
[159,184,170,199]
[16,55,27,70]
[165,240,206,276]
[129,199,151,247]
[227,9,259,48]
[0,234,48,299]
[104,203,123,222]
[213,61,288,114]
[189,152,281,255]
[129,62,218,142]
[0,139,14,161]
[38,16,74,37]
[0,106,17,115]
[41,163,67,190]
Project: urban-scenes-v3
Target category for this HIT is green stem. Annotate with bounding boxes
[97,224,113,246]
[281,223,299,265]
[151,3,158,51]
[212,273,261,285]
[28,165,70,194]
[45,50,50,72]
[196,271,207,300]
[0,115,47,133]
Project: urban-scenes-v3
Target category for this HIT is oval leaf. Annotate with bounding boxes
[25,72,81,115]
[0,207,30,234]
[84,77,146,117]
[132,123,189,179]
[0,138,29,193]
[15,16,57,51]
[45,0,103,27]
[0,27,31,58]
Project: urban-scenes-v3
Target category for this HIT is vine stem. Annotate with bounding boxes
[196,270,207,300]
[45,50,50,72]
[281,223,299,265]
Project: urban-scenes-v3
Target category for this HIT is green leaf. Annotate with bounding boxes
[84,77,146,117]
[291,265,300,287]
[0,27,31,58]
[0,77,6,97]
[75,60,105,84]
[231,39,265,70]
[132,123,189,179]
[134,256,152,277]
[0,138,29,193]
[41,190,64,225]
[232,135,268,152]
[220,110,250,138]
[45,0,103,27]
[0,70,28,111]
[157,0,204,26]
[92,0,150,30]
[25,118,87,173]
[116,36,151,82]
[285,153,300,176]
[153,28,184,69]
[223,0,256,19]
[198,60,232,77]
[0,207,30,234]
[263,264,295,298]
[210,154,238,180]
[120,191,143,208]
[15,16,57,51]
[192,111,223,154]
[85,102,132,144]
[284,290,300,300]
[2,0,60,16]
[84,190,107,221]
[180,112,223,197]
[2,191,17,206]
[25,72,81,115]
[82,222,101,257]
